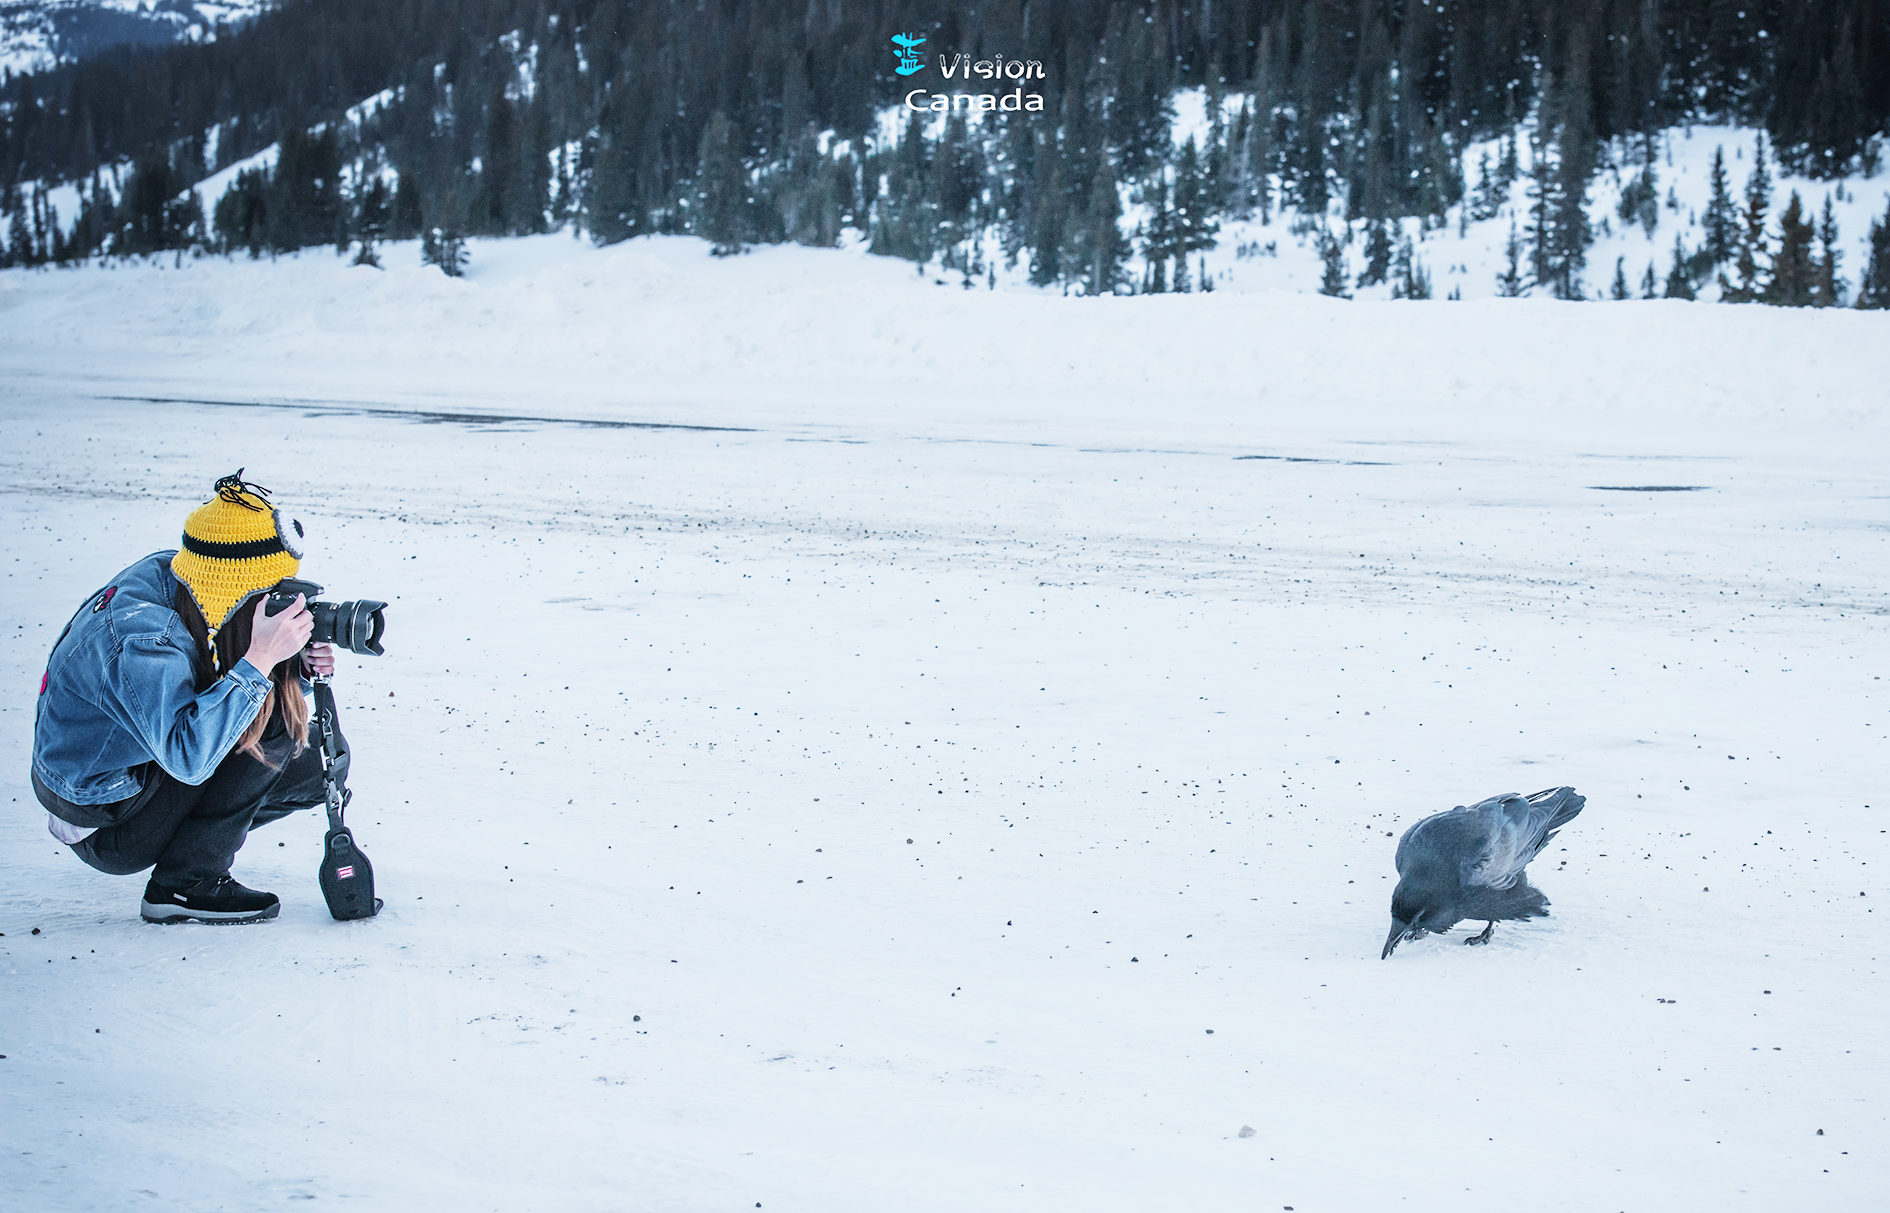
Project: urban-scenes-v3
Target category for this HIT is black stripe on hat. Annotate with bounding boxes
[180,532,287,561]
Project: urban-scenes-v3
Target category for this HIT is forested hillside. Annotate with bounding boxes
[1,0,1887,302]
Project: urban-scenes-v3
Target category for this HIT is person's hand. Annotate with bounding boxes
[302,643,336,679]
[244,593,312,674]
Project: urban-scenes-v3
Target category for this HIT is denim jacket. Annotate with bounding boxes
[32,551,272,819]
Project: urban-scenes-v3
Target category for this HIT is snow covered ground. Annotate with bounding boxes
[1,241,1886,1210]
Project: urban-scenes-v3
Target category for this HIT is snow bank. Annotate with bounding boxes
[2,231,1885,455]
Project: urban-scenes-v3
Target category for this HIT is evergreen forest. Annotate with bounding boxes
[2,0,1888,303]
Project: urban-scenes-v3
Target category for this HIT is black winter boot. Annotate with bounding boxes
[140,874,281,924]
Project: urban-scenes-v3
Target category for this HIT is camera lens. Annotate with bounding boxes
[308,599,387,656]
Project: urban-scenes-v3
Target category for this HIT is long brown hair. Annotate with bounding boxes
[176,587,309,765]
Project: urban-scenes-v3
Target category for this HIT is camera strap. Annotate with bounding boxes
[312,677,381,920]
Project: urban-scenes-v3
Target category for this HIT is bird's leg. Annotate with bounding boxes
[1465,921,1496,947]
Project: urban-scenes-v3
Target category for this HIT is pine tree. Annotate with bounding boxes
[31,184,47,262]
[1083,153,1127,297]
[422,227,468,276]
[586,97,643,246]
[268,125,344,252]
[5,202,28,269]
[1170,137,1219,262]
[1526,139,1555,286]
[1616,161,1658,237]
[694,110,751,257]
[1518,82,1599,303]
[1316,226,1349,298]
[1400,243,1432,300]
[930,114,983,267]
[1297,119,1331,217]
[46,203,66,264]
[1526,118,1593,301]
[1664,234,1696,300]
[1611,256,1630,300]
[1719,137,1771,303]
[1357,218,1393,288]
[118,153,192,255]
[1854,198,1890,310]
[1469,151,1503,221]
[214,167,271,256]
[876,110,936,267]
[1389,233,1413,299]
[1496,219,1525,297]
[1498,133,1519,189]
[389,174,423,241]
[1546,88,1596,300]
[1139,178,1175,292]
[1702,147,1738,266]
[1640,261,1659,299]
[1025,151,1066,289]
[1744,134,1772,224]
[356,177,389,245]
[1813,195,1845,308]
[179,190,209,252]
[1763,191,1816,306]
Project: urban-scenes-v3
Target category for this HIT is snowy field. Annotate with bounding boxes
[1,242,1887,1210]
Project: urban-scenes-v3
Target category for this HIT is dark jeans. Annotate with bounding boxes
[36,714,339,887]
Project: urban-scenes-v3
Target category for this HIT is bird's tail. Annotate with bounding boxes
[1528,786,1585,830]
[1519,785,1580,850]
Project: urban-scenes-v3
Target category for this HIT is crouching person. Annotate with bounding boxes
[31,472,342,923]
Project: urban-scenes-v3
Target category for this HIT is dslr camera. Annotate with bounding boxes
[264,577,387,656]
[263,576,387,921]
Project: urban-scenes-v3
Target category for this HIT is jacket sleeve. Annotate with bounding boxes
[106,635,273,785]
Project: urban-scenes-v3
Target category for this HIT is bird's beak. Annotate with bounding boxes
[1382,918,1410,960]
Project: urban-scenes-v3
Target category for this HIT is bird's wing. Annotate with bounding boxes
[1392,815,1433,875]
[1395,807,1486,879]
[1459,787,1585,889]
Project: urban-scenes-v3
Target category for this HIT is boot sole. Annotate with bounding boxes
[140,899,280,924]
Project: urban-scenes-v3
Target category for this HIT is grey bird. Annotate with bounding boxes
[1381,786,1585,959]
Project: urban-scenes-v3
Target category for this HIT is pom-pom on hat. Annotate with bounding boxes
[171,470,305,633]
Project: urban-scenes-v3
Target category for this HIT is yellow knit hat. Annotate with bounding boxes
[171,470,305,633]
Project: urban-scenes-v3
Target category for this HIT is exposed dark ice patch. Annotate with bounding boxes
[107,394,754,433]
[1235,455,1393,465]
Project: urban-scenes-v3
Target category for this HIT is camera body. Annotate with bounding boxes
[264,577,387,657]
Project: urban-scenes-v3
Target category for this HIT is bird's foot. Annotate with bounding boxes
[1464,922,1496,947]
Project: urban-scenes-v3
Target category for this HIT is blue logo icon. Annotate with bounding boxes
[891,33,926,76]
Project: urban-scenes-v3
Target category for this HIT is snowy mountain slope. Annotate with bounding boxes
[0,0,264,76]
